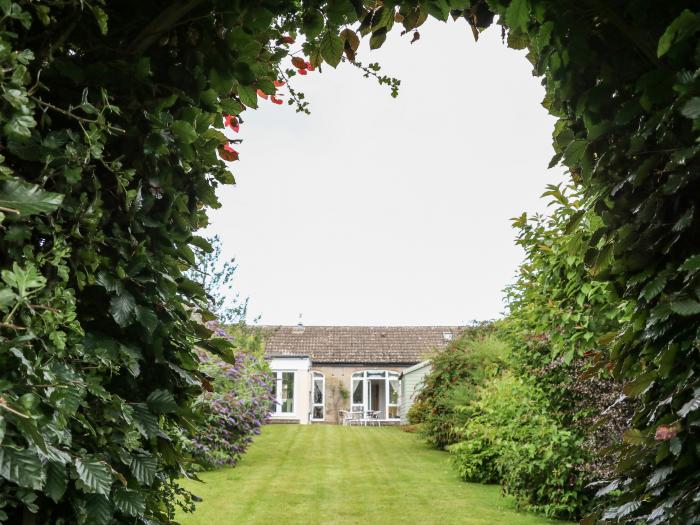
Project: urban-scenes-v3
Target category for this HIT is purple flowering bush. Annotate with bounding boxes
[188,325,275,469]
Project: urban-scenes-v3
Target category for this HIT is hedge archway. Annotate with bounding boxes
[0,1,698,523]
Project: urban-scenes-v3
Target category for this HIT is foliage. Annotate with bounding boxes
[189,235,248,325]
[503,185,633,482]
[406,398,428,425]
[0,0,698,522]
[449,372,589,519]
[416,328,510,449]
[187,343,273,470]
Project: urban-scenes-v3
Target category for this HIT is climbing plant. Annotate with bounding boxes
[0,0,698,523]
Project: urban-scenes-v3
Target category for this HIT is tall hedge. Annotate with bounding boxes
[0,0,698,523]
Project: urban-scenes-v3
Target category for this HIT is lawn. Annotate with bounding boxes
[177,425,564,525]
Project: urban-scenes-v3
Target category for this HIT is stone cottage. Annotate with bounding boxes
[262,325,461,424]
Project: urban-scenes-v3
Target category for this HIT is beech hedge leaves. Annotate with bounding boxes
[0,0,698,524]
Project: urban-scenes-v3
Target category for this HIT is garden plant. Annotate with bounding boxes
[0,1,698,524]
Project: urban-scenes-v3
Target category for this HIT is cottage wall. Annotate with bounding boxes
[312,364,408,424]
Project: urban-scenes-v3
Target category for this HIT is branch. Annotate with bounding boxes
[31,96,126,134]
[129,0,208,55]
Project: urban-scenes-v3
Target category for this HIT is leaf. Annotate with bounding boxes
[0,446,44,490]
[135,305,159,334]
[85,494,112,525]
[641,273,668,302]
[669,298,700,316]
[75,457,112,495]
[113,487,146,517]
[678,394,700,418]
[622,428,649,445]
[680,97,700,119]
[237,85,258,109]
[291,56,307,69]
[171,120,198,145]
[646,466,673,489]
[0,178,63,216]
[132,404,160,439]
[147,389,177,414]
[320,31,343,68]
[369,28,387,50]
[505,0,529,32]
[110,292,136,327]
[45,462,67,503]
[603,500,641,520]
[340,28,360,51]
[623,370,656,397]
[129,454,157,486]
[679,254,700,272]
[595,479,619,497]
[669,436,681,456]
[657,9,700,57]
[89,4,108,35]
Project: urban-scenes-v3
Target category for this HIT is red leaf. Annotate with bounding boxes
[297,69,307,76]
[282,35,295,44]
[256,89,269,99]
[305,61,315,71]
[223,114,240,132]
[291,56,307,69]
[271,95,283,105]
[411,31,420,44]
[218,143,239,162]
[273,80,286,87]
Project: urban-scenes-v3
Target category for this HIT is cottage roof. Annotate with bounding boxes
[261,326,462,364]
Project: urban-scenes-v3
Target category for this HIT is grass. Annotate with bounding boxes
[177,425,565,525]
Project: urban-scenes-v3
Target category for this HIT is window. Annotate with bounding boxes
[443,331,453,342]
[311,372,324,421]
[272,371,295,414]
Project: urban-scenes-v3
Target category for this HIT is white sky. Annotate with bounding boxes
[204,19,567,326]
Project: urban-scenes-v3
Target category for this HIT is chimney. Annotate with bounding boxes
[292,313,304,333]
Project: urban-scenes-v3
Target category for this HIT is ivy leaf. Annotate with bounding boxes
[320,31,343,68]
[110,292,136,327]
[45,462,67,503]
[171,120,198,145]
[505,0,530,32]
[147,389,177,414]
[75,457,112,495]
[85,494,112,525]
[129,454,157,486]
[113,487,146,517]
[0,178,63,216]
[669,298,700,316]
[0,446,44,490]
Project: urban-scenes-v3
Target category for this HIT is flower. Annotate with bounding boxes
[655,424,680,441]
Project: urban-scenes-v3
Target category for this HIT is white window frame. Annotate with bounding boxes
[272,371,296,416]
[311,372,325,422]
[350,370,401,420]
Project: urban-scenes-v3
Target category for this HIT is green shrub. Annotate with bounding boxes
[449,372,589,519]
[406,399,428,424]
[416,329,510,449]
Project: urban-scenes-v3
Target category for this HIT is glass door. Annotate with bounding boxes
[311,372,325,421]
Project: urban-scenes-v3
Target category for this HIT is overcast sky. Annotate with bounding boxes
[204,18,566,326]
